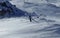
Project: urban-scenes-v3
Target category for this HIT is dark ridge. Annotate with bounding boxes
[0,1,27,19]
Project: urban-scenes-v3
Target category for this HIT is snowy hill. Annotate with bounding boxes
[0,0,60,38]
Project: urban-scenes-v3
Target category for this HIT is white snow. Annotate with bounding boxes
[0,0,60,38]
[0,16,60,38]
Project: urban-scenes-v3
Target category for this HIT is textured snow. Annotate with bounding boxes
[0,0,60,38]
[0,16,60,38]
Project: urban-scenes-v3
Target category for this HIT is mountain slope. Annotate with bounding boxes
[23,3,60,17]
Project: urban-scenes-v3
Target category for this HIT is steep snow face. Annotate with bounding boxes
[10,0,47,9]
[22,3,60,17]
[0,0,60,18]
[33,4,60,17]
[10,0,60,8]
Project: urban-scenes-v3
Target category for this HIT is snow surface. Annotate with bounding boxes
[0,0,60,38]
[0,16,60,38]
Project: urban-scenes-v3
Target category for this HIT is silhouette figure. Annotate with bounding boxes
[29,15,32,22]
[28,13,32,22]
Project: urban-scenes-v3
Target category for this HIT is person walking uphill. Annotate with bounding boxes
[29,13,32,22]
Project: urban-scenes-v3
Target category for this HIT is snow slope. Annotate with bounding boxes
[0,17,60,38]
[22,2,60,18]
[0,0,60,38]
